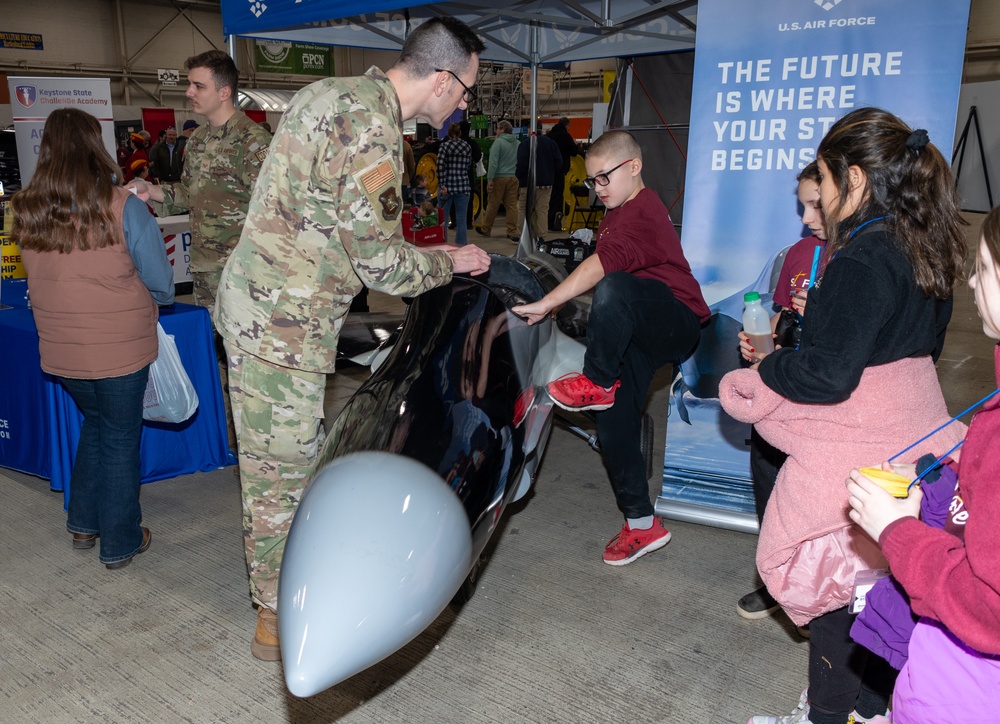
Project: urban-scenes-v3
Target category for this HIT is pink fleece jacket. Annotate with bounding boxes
[719,357,965,625]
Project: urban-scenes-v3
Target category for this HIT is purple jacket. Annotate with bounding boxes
[850,457,956,668]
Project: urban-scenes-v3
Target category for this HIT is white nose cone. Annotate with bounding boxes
[279,452,472,697]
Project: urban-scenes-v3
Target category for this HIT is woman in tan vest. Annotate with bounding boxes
[12,108,173,569]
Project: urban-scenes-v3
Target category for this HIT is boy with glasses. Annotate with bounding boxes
[512,130,709,566]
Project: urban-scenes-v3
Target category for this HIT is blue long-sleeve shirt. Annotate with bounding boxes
[123,195,174,306]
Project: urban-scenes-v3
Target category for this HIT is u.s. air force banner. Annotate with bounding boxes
[659,0,971,533]
[682,0,971,302]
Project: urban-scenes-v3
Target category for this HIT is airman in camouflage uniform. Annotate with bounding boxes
[213,17,489,660]
[128,50,271,314]
[158,112,270,311]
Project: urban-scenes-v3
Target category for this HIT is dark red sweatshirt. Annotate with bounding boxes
[880,343,1000,655]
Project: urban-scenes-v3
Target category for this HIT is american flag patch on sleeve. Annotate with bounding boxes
[360,160,395,194]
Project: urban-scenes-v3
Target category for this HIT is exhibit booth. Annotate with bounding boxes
[220,0,972,534]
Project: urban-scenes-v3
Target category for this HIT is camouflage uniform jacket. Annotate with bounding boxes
[215,67,453,373]
[158,111,270,273]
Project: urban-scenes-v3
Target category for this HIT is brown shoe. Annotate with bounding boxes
[474,226,491,238]
[72,532,97,550]
[104,527,151,570]
[251,607,281,661]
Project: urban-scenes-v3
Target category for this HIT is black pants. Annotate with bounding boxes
[549,171,566,230]
[586,272,701,518]
[750,426,786,526]
[807,606,896,723]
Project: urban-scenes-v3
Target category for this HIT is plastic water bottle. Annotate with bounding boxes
[742,292,774,356]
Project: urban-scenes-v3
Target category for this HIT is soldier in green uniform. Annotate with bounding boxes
[129,50,271,313]
[213,17,491,661]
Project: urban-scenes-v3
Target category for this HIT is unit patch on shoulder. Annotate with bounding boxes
[254,147,268,164]
[378,187,401,220]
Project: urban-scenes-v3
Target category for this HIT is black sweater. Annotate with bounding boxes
[758,224,952,404]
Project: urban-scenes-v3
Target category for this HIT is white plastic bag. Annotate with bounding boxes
[475,157,486,177]
[143,323,199,423]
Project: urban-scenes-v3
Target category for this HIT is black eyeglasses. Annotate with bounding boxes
[435,68,477,103]
[583,158,636,190]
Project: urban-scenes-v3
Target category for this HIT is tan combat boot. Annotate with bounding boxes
[251,607,281,661]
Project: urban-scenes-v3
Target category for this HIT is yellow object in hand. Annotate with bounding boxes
[858,467,912,498]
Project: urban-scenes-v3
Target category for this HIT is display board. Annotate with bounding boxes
[7,77,114,186]
[0,235,25,279]
[157,214,194,286]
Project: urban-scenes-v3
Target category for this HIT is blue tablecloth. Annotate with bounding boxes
[0,278,235,507]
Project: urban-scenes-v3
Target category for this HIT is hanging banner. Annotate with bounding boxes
[254,40,331,76]
[682,0,971,302]
[0,31,43,50]
[661,0,971,532]
[602,70,616,103]
[7,77,115,186]
[522,69,554,96]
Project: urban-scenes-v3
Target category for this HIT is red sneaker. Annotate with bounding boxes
[512,386,536,428]
[603,519,671,566]
[546,372,620,411]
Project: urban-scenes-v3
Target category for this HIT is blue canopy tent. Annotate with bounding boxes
[219,0,701,273]
[220,0,699,190]
[220,0,698,217]
[220,1,698,66]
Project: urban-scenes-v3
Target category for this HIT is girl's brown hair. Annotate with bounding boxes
[981,205,1000,274]
[797,160,820,185]
[12,108,123,254]
[817,106,966,299]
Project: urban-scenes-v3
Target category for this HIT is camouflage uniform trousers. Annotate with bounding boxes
[225,343,327,611]
[190,267,224,316]
[192,266,240,450]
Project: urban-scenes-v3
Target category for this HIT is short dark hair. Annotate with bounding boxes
[589,130,642,163]
[186,49,239,98]
[395,17,485,78]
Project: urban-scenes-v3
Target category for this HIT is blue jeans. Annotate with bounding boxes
[441,192,470,246]
[61,366,149,565]
[583,272,701,518]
